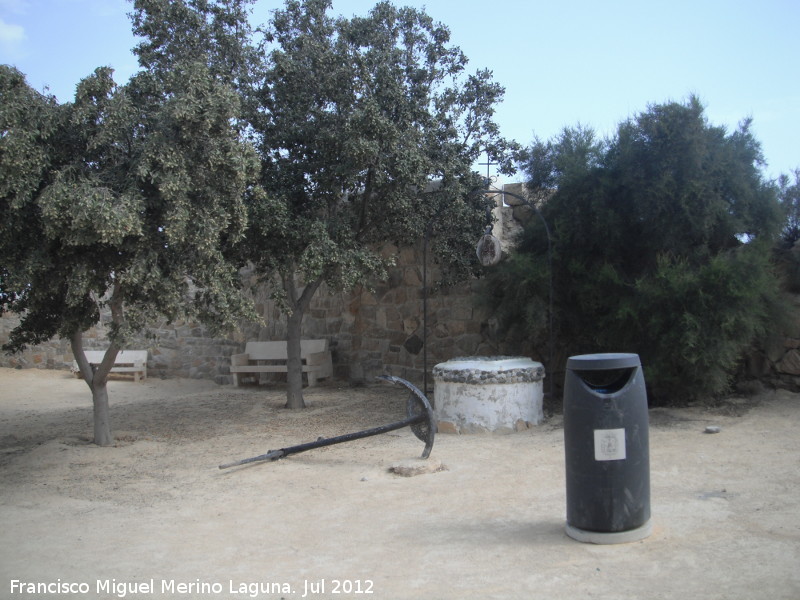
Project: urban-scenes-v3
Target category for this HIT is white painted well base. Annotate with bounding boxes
[432,357,544,434]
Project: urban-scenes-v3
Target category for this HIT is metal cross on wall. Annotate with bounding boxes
[478,151,497,184]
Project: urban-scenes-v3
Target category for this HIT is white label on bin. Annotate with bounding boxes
[594,428,626,461]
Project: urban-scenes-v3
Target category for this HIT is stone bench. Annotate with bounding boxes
[72,350,149,382]
[230,340,333,387]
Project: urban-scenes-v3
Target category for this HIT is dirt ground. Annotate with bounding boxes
[0,366,799,600]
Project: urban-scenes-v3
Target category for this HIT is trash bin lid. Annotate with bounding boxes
[567,353,640,371]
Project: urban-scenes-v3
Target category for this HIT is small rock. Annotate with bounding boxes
[704,426,722,434]
[437,421,460,434]
[389,457,446,477]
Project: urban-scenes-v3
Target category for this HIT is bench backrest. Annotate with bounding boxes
[82,350,148,365]
[244,340,328,361]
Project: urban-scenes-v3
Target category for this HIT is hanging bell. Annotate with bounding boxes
[476,226,502,267]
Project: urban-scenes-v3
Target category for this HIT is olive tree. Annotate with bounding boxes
[0,62,257,445]
[245,0,517,408]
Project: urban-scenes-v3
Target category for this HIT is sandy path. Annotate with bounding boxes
[1,367,799,599]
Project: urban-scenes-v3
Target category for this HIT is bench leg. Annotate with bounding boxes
[307,372,317,387]
[233,373,240,387]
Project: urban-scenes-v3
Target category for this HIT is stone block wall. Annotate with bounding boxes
[300,251,515,387]
[0,209,526,390]
[0,184,546,388]
[744,293,800,391]
[238,239,521,388]
[0,314,74,370]
[0,312,254,384]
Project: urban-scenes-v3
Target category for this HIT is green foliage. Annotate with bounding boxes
[487,97,784,403]
[245,0,518,299]
[777,170,800,245]
[0,60,258,354]
[773,170,800,292]
[630,246,779,399]
[130,0,260,91]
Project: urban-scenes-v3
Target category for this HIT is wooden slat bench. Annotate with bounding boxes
[72,350,149,382]
[230,340,333,387]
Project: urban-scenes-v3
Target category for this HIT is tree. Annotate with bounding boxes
[777,169,800,246]
[774,169,800,292]
[130,0,260,92]
[243,0,517,408]
[486,97,784,403]
[0,60,258,445]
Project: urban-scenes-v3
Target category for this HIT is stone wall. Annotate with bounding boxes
[0,186,532,389]
[743,293,800,392]
[299,247,516,386]
[0,315,74,370]
[0,249,519,389]
[230,239,523,388]
[0,311,251,383]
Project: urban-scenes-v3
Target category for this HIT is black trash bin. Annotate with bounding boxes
[563,353,651,544]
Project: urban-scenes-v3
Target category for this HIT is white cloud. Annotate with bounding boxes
[0,17,25,45]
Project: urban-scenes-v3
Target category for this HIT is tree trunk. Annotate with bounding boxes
[282,272,324,410]
[71,331,117,447]
[285,309,306,409]
[91,381,113,446]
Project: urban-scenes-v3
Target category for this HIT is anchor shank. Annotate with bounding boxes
[218,415,424,469]
[277,414,425,458]
[218,449,284,469]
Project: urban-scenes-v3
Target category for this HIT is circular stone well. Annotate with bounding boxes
[432,356,545,434]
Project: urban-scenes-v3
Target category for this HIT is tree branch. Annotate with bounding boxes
[358,165,375,234]
[70,331,94,385]
[94,284,123,383]
[297,276,323,314]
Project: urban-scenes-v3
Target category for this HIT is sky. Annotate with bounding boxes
[1,0,798,181]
